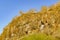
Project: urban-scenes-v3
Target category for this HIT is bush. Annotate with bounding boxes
[21,33,57,40]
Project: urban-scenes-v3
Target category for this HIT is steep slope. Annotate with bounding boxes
[0,2,60,40]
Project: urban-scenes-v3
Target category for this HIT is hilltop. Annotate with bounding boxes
[0,2,60,40]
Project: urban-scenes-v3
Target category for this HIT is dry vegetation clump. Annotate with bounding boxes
[0,2,60,40]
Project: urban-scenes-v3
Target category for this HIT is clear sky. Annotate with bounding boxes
[0,0,59,34]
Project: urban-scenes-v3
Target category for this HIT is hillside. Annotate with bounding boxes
[0,2,60,40]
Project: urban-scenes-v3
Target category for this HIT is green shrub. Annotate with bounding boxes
[21,33,57,40]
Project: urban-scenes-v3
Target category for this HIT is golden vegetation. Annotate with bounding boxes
[0,2,60,40]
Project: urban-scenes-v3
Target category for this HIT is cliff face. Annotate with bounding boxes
[0,3,60,40]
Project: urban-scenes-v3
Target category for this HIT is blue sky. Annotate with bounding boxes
[0,0,59,34]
